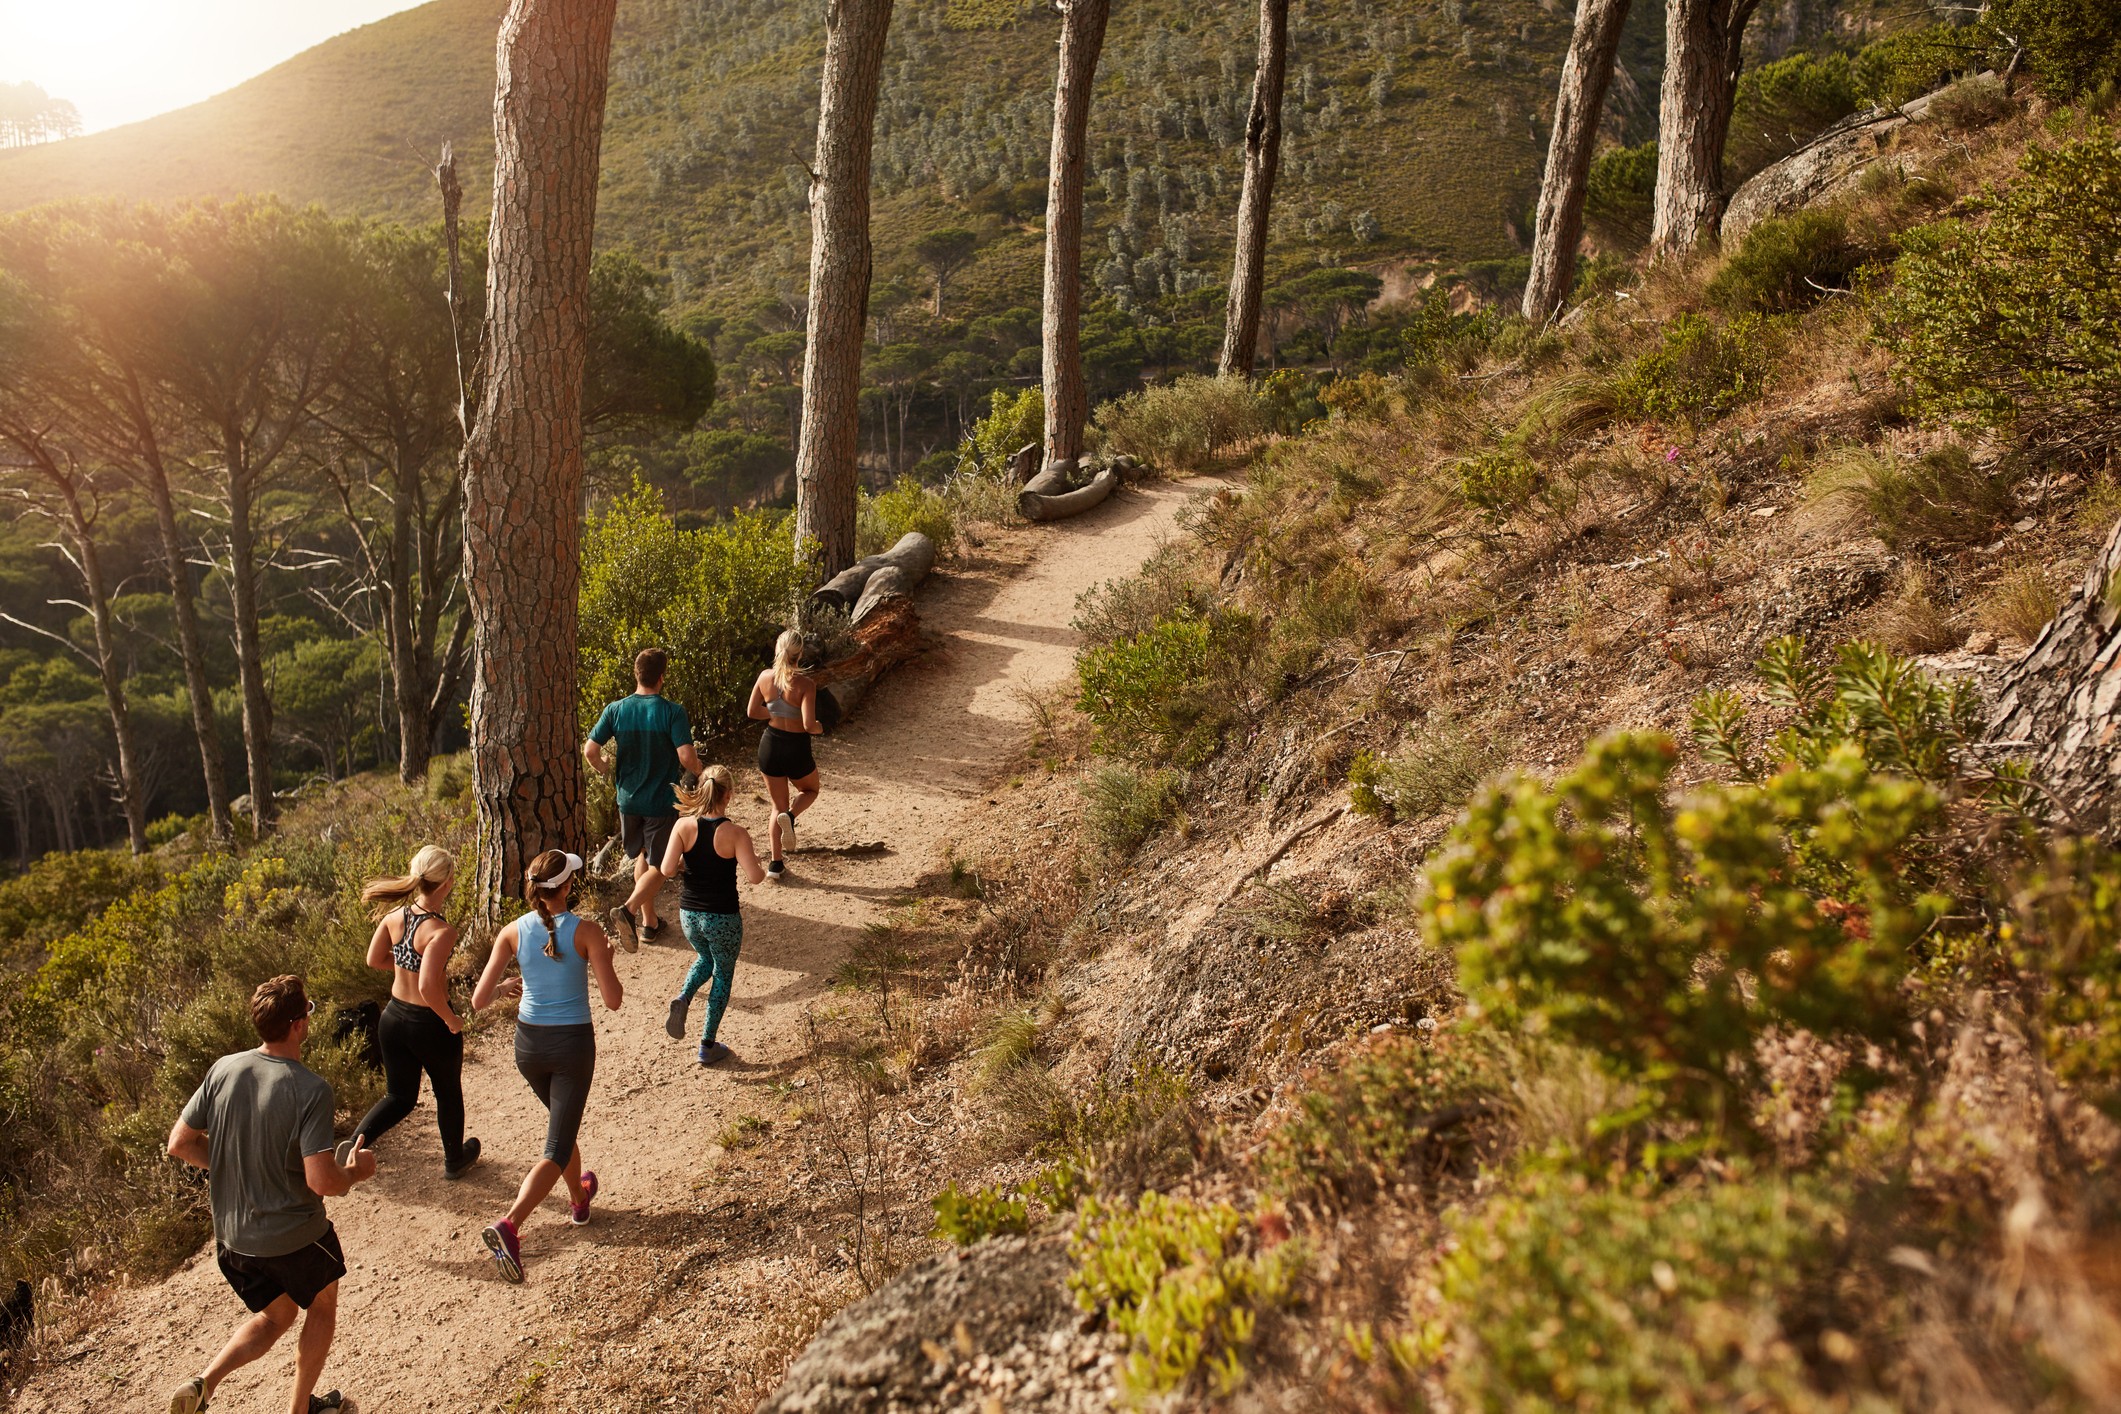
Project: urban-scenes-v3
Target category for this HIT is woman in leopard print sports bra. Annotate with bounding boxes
[352,845,481,1179]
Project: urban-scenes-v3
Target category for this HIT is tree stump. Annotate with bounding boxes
[809,531,936,612]
[1991,517,2121,836]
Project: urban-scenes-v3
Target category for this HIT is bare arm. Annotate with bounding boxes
[577,922,625,1010]
[472,924,520,1012]
[167,1119,209,1171]
[364,918,393,974]
[304,1138,375,1198]
[583,738,612,775]
[799,677,822,735]
[724,821,768,886]
[746,673,769,722]
[678,742,704,775]
[418,923,463,1033]
[625,817,695,914]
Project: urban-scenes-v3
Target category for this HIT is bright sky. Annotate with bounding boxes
[0,0,430,134]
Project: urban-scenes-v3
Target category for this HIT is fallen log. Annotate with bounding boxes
[1019,464,1121,522]
[809,532,937,611]
[851,564,908,627]
[810,593,925,720]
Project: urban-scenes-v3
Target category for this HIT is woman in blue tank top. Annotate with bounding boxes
[622,765,766,1065]
[470,849,623,1284]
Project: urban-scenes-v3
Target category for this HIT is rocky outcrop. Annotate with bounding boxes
[1720,84,1953,244]
[757,1235,1121,1413]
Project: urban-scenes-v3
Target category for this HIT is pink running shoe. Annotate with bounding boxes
[480,1218,523,1283]
[570,1171,599,1226]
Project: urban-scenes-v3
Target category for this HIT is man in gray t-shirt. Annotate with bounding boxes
[165,975,375,1414]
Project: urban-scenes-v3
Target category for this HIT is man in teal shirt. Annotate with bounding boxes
[584,647,702,942]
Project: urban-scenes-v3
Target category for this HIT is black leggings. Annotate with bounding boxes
[354,999,466,1164]
[515,1021,596,1164]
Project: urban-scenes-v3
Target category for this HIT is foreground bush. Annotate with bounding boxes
[1613,314,1773,427]
[1093,374,1265,473]
[1708,210,1874,315]
[1877,127,2121,450]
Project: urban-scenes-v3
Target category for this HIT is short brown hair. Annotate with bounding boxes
[635,647,668,688]
[250,975,309,1043]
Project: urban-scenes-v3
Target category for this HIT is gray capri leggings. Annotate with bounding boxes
[514,1021,596,1163]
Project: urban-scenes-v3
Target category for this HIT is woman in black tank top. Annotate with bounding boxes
[622,765,766,1065]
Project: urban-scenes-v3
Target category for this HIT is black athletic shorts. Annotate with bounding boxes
[621,812,677,862]
[217,1225,346,1312]
[757,725,816,780]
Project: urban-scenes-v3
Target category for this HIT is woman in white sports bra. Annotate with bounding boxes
[746,629,822,880]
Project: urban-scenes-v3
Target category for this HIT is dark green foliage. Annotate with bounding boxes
[1457,449,1540,518]
[1853,24,1984,107]
[584,253,717,430]
[1707,210,1872,315]
[1989,0,2121,100]
[930,1181,1031,1244]
[1075,608,1256,764]
[1726,51,1862,181]
[0,849,159,969]
[679,428,793,503]
[1260,1035,1491,1201]
[1585,140,1659,250]
[1613,314,1774,426]
[1875,128,2121,449]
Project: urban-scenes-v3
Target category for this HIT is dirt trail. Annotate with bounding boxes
[13,477,1210,1414]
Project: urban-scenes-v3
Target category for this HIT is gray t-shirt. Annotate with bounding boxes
[179,1049,337,1258]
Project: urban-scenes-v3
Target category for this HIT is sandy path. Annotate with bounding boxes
[14,476,1210,1414]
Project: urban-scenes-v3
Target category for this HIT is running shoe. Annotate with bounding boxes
[480,1219,524,1283]
[444,1137,482,1181]
[698,1041,732,1067]
[664,997,689,1040]
[169,1376,209,1413]
[765,859,786,881]
[780,809,798,845]
[606,906,639,954]
[307,1393,357,1414]
[570,1171,599,1226]
[644,918,668,940]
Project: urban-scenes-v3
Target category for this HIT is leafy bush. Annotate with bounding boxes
[577,479,809,739]
[1256,368,1326,434]
[1093,374,1265,473]
[931,1181,1031,1245]
[857,475,958,557]
[1613,315,1774,427]
[1069,1191,1297,1397]
[1585,140,1659,250]
[1428,716,1950,1134]
[1726,51,1862,181]
[1989,0,2121,100]
[957,385,1043,479]
[1875,128,2121,448]
[1075,608,1255,764]
[1438,1170,1844,1409]
[1806,444,2021,550]
[1072,549,1207,652]
[1081,764,1187,854]
[1260,1034,1491,1201]
[1456,449,1540,519]
[1348,719,1504,821]
[2016,839,2121,1119]
[1708,210,1872,315]
[1854,23,1982,107]
[0,848,160,969]
[1927,74,2015,131]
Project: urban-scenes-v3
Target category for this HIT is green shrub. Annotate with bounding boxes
[1427,724,1947,1135]
[1438,1170,1844,1409]
[1069,1191,1298,1397]
[1875,128,2121,447]
[1093,374,1265,472]
[857,474,958,557]
[1614,314,1774,427]
[1072,549,1207,652]
[1708,210,1872,315]
[2016,839,2121,1120]
[1806,444,2021,550]
[1075,608,1255,764]
[1927,74,2016,131]
[1585,140,1658,250]
[1081,764,1187,854]
[1457,449,1540,519]
[1854,23,1982,107]
[1348,719,1504,822]
[1047,1064,1199,1197]
[1988,0,2121,101]
[577,479,809,739]
[0,848,160,969]
[957,384,1043,479]
[931,1181,1031,1245]
[1257,368,1326,434]
[1260,1034,1492,1201]
[1726,51,1863,181]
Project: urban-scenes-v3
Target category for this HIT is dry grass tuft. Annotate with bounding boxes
[1979,566,2061,645]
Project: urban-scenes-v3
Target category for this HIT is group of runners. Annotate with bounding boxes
[164,637,828,1414]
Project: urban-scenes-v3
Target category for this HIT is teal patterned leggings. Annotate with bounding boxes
[678,910,743,1043]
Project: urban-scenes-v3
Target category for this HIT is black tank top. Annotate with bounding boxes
[681,817,739,914]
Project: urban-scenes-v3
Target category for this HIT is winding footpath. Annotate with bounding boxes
[12,476,1212,1414]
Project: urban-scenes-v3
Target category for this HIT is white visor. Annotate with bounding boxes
[535,852,584,891]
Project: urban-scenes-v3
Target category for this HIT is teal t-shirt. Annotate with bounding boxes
[590,692,693,817]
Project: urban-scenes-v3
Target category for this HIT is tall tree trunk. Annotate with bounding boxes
[222,441,276,833]
[136,441,234,839]
[1650,0,1759,258]
[71,514,148,854]
[1523,0,1633,323]
[1041,0,1111,465]
[794,0,895,579]
[1991,517,2121,838]
[461,0,618,916]
[388,451,429,783]
[1219,0,1289,379]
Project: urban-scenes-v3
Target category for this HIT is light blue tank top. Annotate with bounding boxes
[514,911,591,1026]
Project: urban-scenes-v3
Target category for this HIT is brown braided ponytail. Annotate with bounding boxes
[524,849,572,961]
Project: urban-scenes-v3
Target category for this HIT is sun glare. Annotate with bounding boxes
[0,0,429,134]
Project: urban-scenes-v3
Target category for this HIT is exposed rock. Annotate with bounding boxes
[758,1235,1118,1414]
[1720,84,1952,244]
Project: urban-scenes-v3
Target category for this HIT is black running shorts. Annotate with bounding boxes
[620,812,676,862]
[217,1225,346,1312]
[757,725,816,780]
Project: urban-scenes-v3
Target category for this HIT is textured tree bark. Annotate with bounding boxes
[794,0,897,578]
[1991,517,2121,838]
[1218,0,1289,378]
[1650,0,1760,258]
[221,438,276,833]
[461,0,618,915]
[1523,0,1633,323]
[1041,0,1111,465]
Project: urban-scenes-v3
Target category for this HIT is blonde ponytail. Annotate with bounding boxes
[772,629,804,698]
[361,844,456,920]
[674,764,735,818]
